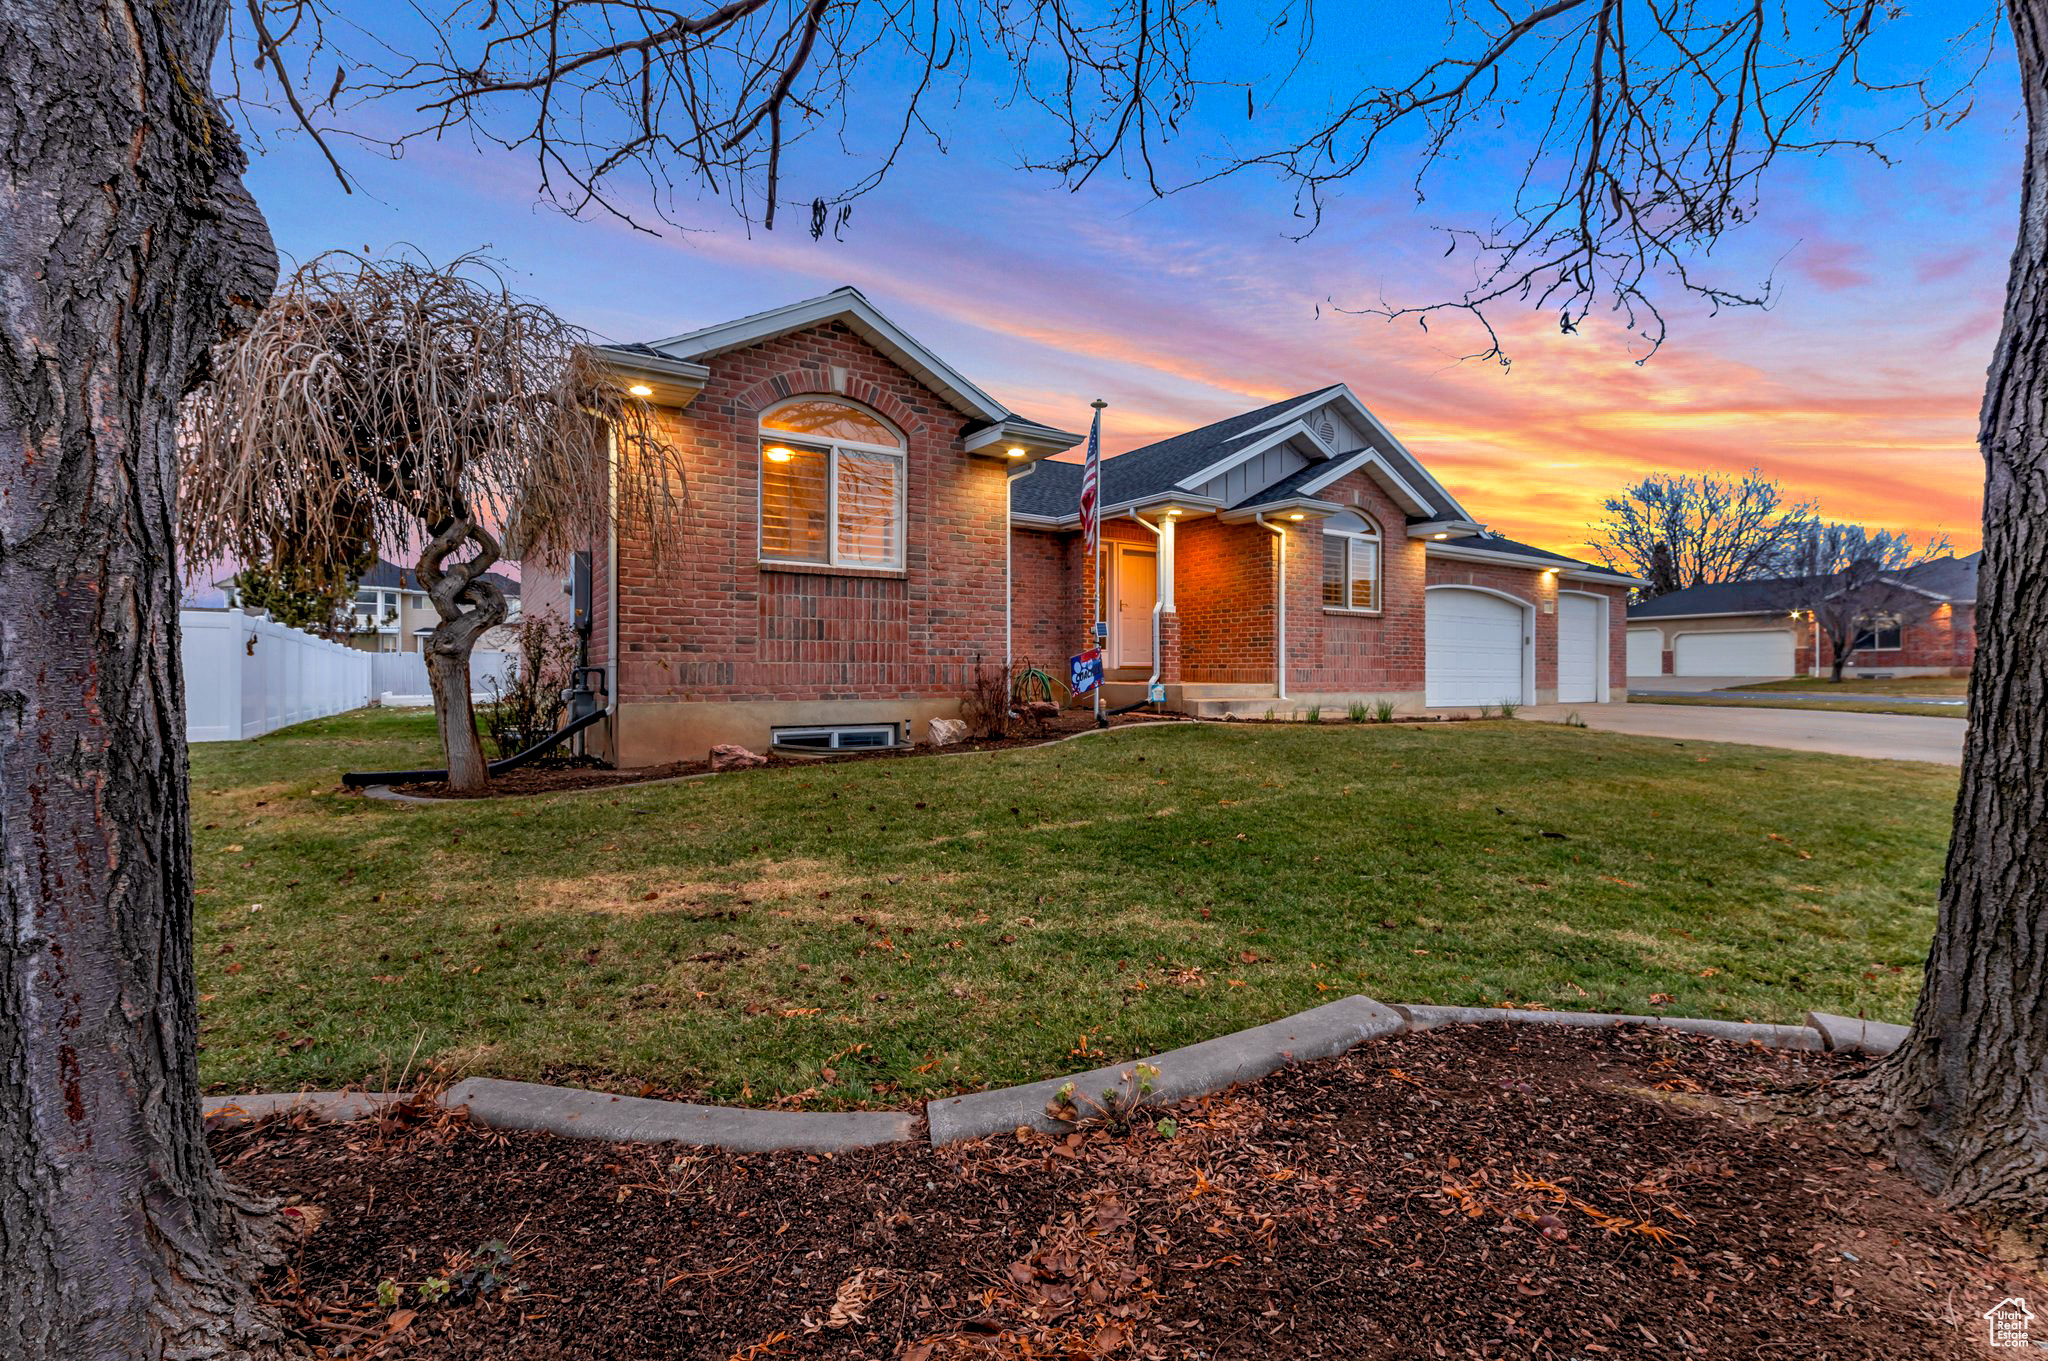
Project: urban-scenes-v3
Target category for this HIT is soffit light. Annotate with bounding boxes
[1166,507,1182,516]
[764,445,795,463]
[1007,445,1028,458]
[1432,532,1449,540]
[1288,512,1306,521]
[627,382,655,398]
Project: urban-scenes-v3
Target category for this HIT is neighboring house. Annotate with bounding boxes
[1625,552,1979,679]
[345,558,523,655]
[589,286,1637,765]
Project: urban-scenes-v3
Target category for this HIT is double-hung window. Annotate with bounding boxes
[758,399,905,570]
[1852,615,1903,652]
[1321,510,1382,613]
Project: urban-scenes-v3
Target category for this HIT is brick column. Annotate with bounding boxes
[1156,611,1183,685]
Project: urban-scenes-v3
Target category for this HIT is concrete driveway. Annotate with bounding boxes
[1522,702,1964,766]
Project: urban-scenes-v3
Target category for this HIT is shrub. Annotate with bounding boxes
[959,655,1015,740]
[480,615,579,760]
[1347,701,1370,723]
[1303,704,1322,724]
[1373,699,1398,723]
[1498,698,1520,719]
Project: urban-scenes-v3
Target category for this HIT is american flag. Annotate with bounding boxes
[1079,404,1102,563]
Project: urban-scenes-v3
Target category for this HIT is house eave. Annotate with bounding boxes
[586,345,712,409]
[964,419,1085,463]
[1427,541,1642,584]
[1218,496,1345,524]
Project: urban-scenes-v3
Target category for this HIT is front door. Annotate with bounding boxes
[1113,547,1157,670]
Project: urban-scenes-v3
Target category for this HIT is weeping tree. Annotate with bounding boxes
[182,252,684,792]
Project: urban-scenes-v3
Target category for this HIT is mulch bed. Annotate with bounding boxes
[220,1025,2034,1358]
[382,711,1192,799]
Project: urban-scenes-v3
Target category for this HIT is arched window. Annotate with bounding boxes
[1322,509,1381,612]
[758,399,905,569]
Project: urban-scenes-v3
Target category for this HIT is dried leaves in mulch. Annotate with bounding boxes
[219,1024,2035,1359]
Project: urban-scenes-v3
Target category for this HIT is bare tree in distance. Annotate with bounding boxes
[0,2,2038,1355]
[1787,524,1955,683]
[1592,471,1819,597]
[182,252,687,792]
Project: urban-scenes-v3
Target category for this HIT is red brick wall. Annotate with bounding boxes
[1282,471,1428,693]
[1009,526,1079,673]
[610,321,1007,703]
[1177,518,1277,685]
[1817,602,1976,673]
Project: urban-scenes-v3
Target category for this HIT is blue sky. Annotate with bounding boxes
[226,0,2016,556]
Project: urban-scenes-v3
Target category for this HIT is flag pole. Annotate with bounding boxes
[1090,398,1107,728]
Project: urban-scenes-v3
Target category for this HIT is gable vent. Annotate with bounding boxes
[1315,413,1337,445]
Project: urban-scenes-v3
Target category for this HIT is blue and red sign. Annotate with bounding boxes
[1070,647,1103,697]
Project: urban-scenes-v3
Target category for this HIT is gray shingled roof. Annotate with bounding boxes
[1629,551,1980,619]
[1459,534,1605,569]
[1901,552,1979,604]
[1011,386,1476,522]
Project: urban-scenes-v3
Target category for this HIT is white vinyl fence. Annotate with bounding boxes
[181,611,373,742]
[369,649,517,705]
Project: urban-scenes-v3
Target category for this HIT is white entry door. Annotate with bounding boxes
[1673,629,1795,677]
[1626,629,1663,676]
[1426,588,1528,707]
[1113,548,1157,670]
[1557,594,1602,704]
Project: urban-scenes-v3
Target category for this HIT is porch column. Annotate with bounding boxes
[1157,515,1181,686]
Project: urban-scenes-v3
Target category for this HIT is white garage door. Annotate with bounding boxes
[1426,589,1528,707]
[1673,629,1795,677]
[1626,628,1663,676]
[1557,594,1602,704]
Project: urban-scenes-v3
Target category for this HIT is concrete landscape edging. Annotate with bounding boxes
[924,994,1407,1146]
[1804,1010,1911,1057]
[212,997,1882,1151]
[1395,1003,1825,1051]
[441,1077,921,1152]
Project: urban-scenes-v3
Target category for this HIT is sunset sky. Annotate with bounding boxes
[230,2,2012,561]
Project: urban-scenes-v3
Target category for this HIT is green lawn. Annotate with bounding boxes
[1637,695,1966,719]
[192,710,1953,1107]
[1730,675,1969,697]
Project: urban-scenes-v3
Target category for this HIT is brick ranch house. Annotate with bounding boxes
[587,287,1638,765]
[1625,553,1980,680]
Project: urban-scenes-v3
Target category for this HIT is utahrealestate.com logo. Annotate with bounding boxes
[1986,1297,2034,1348]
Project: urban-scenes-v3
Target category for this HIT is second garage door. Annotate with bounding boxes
[1673,629,1795,677]
[1426,589,1529,707]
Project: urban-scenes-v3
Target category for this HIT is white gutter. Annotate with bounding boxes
[1131,510,1166,700]
[1005,468,1018,670]
[606,421,620,727]
[1254,513,1289,701]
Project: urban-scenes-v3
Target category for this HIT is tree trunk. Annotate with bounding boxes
[1859,0,2048,1219]
[0,2,286,1357]
[418,519,508,794]
[1829,646,1848,683]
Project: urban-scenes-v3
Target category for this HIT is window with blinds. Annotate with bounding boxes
[758,400,904,569]
[1321,510,1382,613]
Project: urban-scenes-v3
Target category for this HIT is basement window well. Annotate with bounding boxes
[771,724,900,752]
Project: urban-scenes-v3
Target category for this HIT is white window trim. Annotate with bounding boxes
[757,400,907,572]
[771,723,900,750]
[1322,525,1383,616]
[1852,615,1904,653]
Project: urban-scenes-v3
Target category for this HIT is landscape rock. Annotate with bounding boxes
[928,717,969,746]
[709,743,767,771]
[1025,700,1061,719]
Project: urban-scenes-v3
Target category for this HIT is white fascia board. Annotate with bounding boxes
[1623,608,1787,622]
[1294,448,1432,516]
[1408,518,1487,538]
[965,419,1085,458]
[1250,383,1479,525]
[1427,541,1641,584]
[1557,567,1647,587]
[1172,418,1337,493]
[1218,496,1345,524]
[586,345,712,408]
[647,285,1010,423]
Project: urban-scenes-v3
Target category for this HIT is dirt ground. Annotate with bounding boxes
[220,1023,2032,1358]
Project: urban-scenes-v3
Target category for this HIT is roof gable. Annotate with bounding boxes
[648,286,1008,423]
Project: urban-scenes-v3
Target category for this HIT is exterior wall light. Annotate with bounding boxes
[627,382,654,398]
[764,445,794,463]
